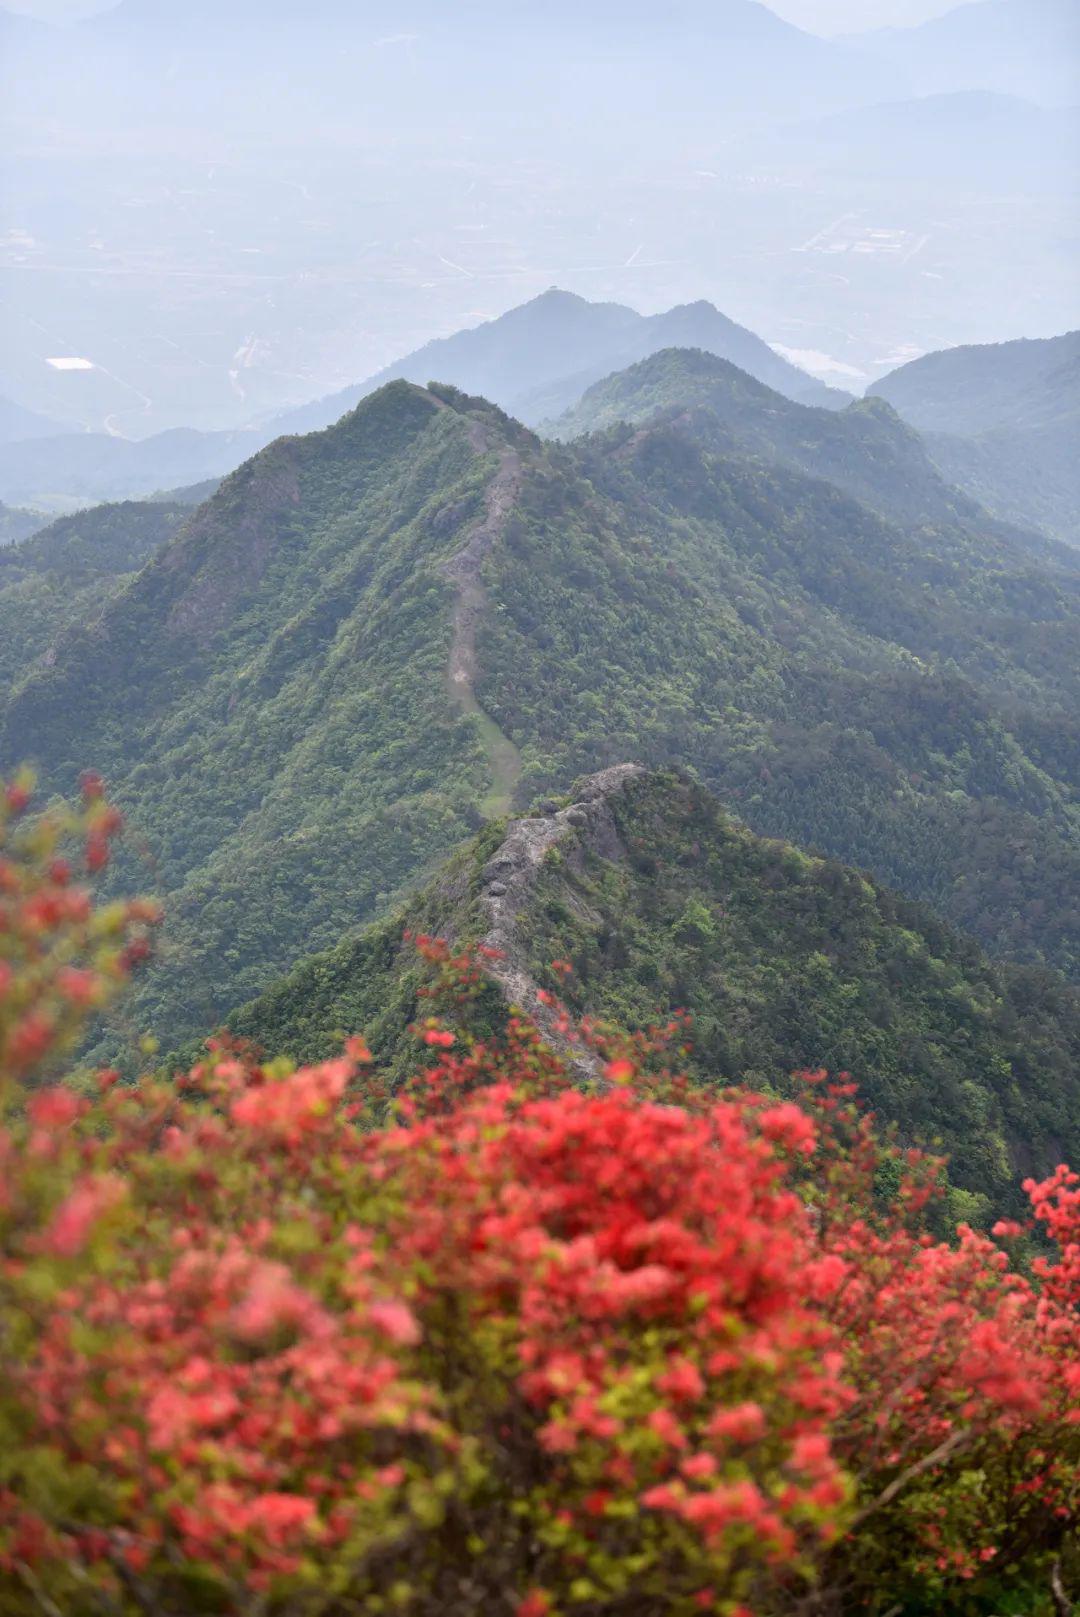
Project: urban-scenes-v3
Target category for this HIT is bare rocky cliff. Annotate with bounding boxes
[476,762,644,1076]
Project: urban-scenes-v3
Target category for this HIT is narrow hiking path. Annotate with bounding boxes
[476,764,645,1079]
[430,396,525,819]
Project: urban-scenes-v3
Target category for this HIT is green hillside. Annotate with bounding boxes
[0,501,43,547]
[0,499,189,691]
[3,368,1079,1058]
[1,384,527,1049]
[870,330,1080,545]
[549,344,1061,548]
[232,767,1080,1217]
[869,330,1080,438]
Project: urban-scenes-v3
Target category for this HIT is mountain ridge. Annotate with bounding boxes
[0,294,843,511]
[269,290,848,441]
[4,367,1079,1056]
[231,763,1080,1216]
[548,344,1066,552]
[871,330,1080,544]
[841,0,1079,104]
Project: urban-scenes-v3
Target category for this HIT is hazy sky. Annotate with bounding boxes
[10,0,959,34]
[768,0,955,30]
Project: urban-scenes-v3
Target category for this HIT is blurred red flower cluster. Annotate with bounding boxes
[0,777,1076,1614]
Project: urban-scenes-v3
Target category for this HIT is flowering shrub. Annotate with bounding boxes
[0,768,158,1087]
[0,779,1077,1615]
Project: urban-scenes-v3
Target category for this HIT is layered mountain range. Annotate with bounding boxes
[2,349,1077,1073]
[844,0,1079,105]
[5,0,1073,447]
[0,293,844,509]
[4,294,1075,570]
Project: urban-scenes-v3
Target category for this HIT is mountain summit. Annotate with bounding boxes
[0,294,843,512]
[269,291,847,440]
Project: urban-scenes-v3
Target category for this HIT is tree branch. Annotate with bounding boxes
[1051,1557,1073,1617]
[849,1429,971,1531]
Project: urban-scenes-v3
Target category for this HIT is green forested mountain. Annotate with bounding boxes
[0,499,189,691]
[0,501,43,547]
[2,371,1078,1058]
[549,344,1062,548]
[1,386,524,1049]
[870,330,1080,545]
[870,330,1080,437]
[233,766,1080,1217]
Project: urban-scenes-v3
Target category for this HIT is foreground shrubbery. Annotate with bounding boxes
[0,781,1078,1615]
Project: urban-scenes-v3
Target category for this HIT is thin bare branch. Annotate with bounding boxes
[849,1429,971,1531]
[1051,1557,1074,1617]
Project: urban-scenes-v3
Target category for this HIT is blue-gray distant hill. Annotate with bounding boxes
[0,427,264,511]
[0,393,71,445]
[871,331,1080,547]
[271,290,848,440]
[844,0,1079,106]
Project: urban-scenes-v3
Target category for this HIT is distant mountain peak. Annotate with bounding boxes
[264,291,844,448]
[532,286,588,305]
[667,298,724,316]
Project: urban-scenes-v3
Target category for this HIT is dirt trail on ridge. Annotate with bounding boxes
[433,399,525,818]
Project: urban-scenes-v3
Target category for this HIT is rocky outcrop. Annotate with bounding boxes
[477,763,644,1078]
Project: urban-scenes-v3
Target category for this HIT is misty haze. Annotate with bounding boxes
[2,0,1076,452]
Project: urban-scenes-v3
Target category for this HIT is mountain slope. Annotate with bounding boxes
[0,426,264,509]
[870,330,1080,437]
[0,502,43,548]
[271,291,846,440]
[548,344,1059,544]
[232,766,1080,1216]
[475,408,1080,974]
[870,331,1080,544]
[0,393,70,445]
[0,499,189,691]
[0,295,841,511]
[3,374,1079,1058]
[1,384,529,1046]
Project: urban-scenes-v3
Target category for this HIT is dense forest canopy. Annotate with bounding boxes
[1,364,1078,1059]
[232,767,1080,1220]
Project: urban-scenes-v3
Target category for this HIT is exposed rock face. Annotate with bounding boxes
[478,763,644,1078]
